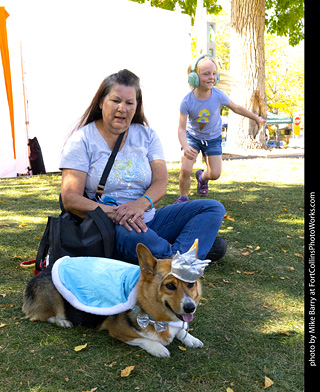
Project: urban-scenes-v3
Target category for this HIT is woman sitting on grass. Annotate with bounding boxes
[59,69,227,262]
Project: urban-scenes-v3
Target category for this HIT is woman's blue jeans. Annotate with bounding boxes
[114,199,225,262]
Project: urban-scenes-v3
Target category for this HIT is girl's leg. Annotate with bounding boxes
[179,154,197,197]
[202,155,222,181]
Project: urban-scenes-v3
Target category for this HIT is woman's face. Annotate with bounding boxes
[100,84,138,134]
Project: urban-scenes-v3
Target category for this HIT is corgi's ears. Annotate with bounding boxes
[188,239,198,257]
[137,239,199,276]
[136,243,157,276]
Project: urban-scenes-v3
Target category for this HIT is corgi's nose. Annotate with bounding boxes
[183,301,196,314]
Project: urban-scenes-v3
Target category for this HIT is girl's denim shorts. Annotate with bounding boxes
[186,131,222,156]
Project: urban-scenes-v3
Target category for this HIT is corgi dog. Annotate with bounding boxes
[22,241,210,357]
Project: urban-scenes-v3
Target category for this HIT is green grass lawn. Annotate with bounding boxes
[0,158,304,392]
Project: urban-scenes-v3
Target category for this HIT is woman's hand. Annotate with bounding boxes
[113,199,149,233]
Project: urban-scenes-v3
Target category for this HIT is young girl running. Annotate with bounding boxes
[174,54,265,203]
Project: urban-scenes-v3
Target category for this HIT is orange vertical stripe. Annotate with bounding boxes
[0,7,16,159]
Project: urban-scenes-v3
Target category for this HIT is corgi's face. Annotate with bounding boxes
[136,244,202,322]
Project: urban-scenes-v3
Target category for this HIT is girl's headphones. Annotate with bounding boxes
[188,54,220,88]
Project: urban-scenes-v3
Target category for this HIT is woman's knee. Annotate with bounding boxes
[198,199,225,218]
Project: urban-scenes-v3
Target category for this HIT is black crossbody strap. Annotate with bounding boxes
[95,131,125,200]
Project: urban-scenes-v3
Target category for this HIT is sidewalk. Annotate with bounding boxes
[222,146,304,160]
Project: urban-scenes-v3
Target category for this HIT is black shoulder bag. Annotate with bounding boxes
[35,132,125,272]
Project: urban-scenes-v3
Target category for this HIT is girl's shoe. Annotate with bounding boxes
[173,196,189,204]
[206,237,227,261]
[196,169,208,196]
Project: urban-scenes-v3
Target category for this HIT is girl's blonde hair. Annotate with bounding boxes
[188,55,219,76]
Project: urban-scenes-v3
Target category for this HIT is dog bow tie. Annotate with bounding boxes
[136,313,168,332]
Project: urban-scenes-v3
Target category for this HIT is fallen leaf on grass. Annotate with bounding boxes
[294,253,303,258]
[19,224,27,228]
[178,346,187,351]
[242,251,250,256]
[121,365,135,377]
[0,323,7,328]
[279,330,291,336]
[264,376,274,388]
[255,246,261,251]
[226,388,234,392]
[243,271,254,275]
[74,343,88,352]
[0,202,8,204]
[224,214,235,221]
[280,248,288,253]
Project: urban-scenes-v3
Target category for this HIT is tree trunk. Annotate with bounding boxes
[227,0,267,150]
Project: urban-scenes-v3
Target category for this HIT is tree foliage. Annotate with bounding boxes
[265,0,304,46]
[265,34,304,115]
[129,0,222,24]
[130,0,304,46]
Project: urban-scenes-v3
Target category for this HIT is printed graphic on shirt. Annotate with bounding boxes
[107,147,152,202]
[198,108,210,131]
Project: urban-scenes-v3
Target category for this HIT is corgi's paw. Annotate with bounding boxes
[177,331,204,348]
[128,338,171,358]
[147,342,171,358]
[48,316,73,328]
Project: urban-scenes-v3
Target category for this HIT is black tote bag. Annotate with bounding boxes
[35,206,115,272]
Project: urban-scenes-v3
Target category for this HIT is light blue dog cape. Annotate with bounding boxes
[52,256,140,316]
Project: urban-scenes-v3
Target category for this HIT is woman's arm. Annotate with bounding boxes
[60,169,116,219]
[227,99,266,129]
[114,159,168,232]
